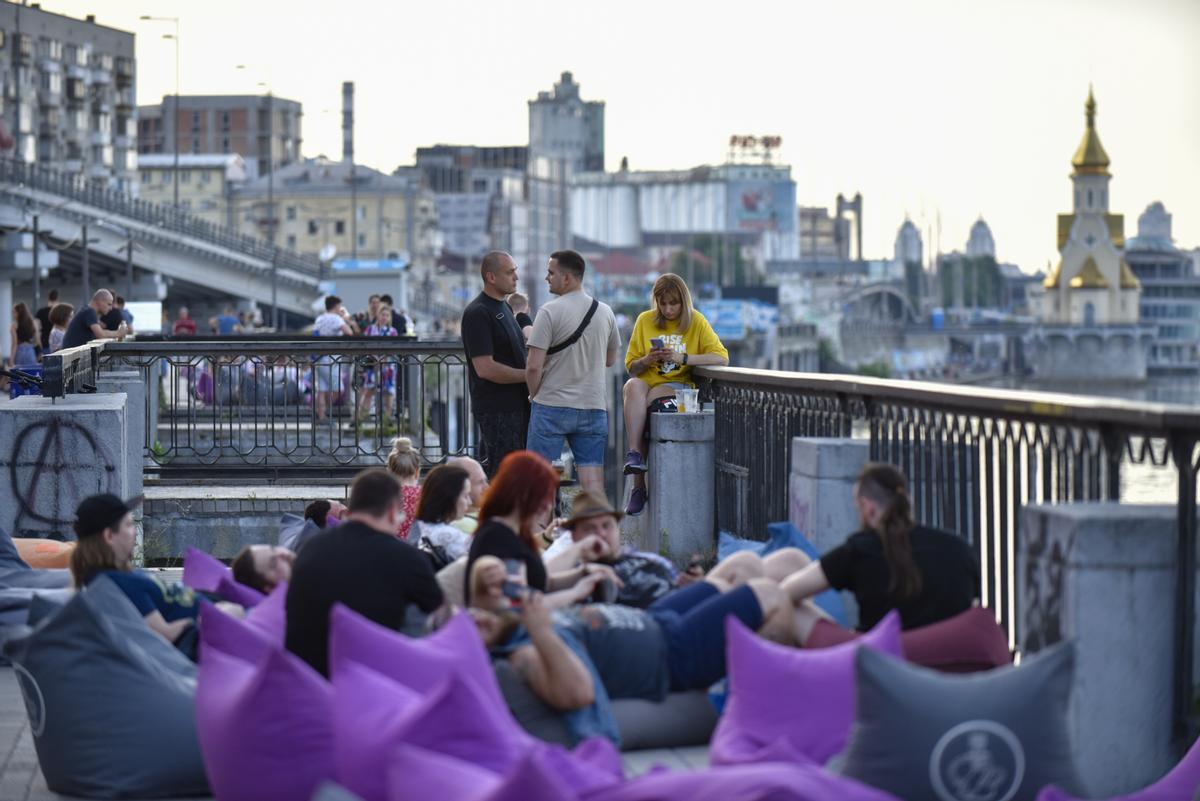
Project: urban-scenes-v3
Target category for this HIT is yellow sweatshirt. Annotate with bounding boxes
[625,309,729,389]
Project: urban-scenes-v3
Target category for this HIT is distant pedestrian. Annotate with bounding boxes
[61,289,127,350]
[357,305,399,422]
[312,295,357,421]
[47,302,74,354]
[461,251,529,477]
[173,306,198,336]
[508,292,534,342]
[209,305,242,336]
[355,294,381,333]
[117,296,134,333]
[525,250,620,493]
[35,289,57,350]
[8,302,39,368]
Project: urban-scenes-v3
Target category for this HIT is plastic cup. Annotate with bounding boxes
[675,387,699,413]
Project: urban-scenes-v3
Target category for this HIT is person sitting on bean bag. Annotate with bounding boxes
[779,463,981,645]
[70,493,243,659]
[469,552,794,739]
[230,544,296,595]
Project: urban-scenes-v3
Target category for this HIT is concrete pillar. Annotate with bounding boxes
[96,370,145,504]
[0,393,128,540]
[623,411,715,563]
[1018,503,1190,794]
[0,277,11,361]
[789,437,869,623]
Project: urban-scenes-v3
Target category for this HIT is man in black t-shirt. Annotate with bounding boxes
[461,251,530,476]
[35,289,57,350]
[61,289,128,350]
[285,469,446,676]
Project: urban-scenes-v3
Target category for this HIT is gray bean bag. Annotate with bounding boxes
[2,574,210,799]
[495,659,718,751]
[838,641,1085,801]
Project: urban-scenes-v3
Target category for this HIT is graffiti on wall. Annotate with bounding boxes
[4,418,119,540]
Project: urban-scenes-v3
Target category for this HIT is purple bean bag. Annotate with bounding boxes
[196,641,333,801]
[182,547,265,608]
[475,748,580,801]
[1036,733,1200,801]
[245,580,287,643]
[331,660,428,801]
[327,604,506,711]
[198,602,274,663]
[385,745,501,801]
[711,610,903,767]
[587,762,902,801]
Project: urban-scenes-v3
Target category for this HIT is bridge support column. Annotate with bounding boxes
[0,393,129,540]
[1018,502,1192,794]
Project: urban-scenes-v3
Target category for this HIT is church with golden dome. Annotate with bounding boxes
[1026,88,1153,383]
[1041,88,1141,325]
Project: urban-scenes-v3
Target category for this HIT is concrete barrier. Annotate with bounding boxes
[0,393,128,540]
[96,370,145,503]
[622,411,715,562]
[1018,502,1193,794]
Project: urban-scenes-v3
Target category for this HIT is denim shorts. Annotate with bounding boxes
[527,402,608,467]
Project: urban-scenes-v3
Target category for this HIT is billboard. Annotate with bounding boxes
[727,180,796,233]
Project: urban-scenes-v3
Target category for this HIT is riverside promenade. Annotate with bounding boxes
[1,338,1197,796]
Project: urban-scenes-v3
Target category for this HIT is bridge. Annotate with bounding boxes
[0,158,325,322]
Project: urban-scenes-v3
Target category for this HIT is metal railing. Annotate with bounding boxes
[102,339,475,477]
[0,157,321,279]
[696,365,1200,750]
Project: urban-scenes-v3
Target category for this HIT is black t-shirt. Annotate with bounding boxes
[465,519,548,603]
[515,312,533,329]
[461,292,528,413]
[35,305,52,349]
[61,307,100,350]
[820,525,980,632]
[285,520,444,676]
[101,307,124,331]
[553,604,670,701]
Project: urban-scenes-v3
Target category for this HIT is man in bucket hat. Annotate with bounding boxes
[543,490,680,608]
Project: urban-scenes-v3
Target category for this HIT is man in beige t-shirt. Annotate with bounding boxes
[525,249,621,492]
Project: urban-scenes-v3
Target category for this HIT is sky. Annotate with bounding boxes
[36,0,1200,274]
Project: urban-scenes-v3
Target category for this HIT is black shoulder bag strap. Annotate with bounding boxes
[546,298,600,355]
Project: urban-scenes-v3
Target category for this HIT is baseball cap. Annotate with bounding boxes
[74,494,143,539]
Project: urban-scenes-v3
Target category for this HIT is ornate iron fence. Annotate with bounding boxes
[697,365,1200,749]
[102,339,475,477]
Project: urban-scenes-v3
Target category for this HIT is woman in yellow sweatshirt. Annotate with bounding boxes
[622,273,729,515]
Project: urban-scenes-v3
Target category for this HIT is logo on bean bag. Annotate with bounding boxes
[13,664,46,737]
[929,720,1025,801]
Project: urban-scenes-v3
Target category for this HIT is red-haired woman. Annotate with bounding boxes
[464,450,618,606]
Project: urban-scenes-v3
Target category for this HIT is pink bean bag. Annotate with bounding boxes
[182,547,265,608]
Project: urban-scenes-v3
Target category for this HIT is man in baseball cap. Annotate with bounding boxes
[74,493,143,541]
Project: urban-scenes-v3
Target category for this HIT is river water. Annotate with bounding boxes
[979,374,1200,505]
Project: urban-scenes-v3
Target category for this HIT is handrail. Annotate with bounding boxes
[694,365,1200,435]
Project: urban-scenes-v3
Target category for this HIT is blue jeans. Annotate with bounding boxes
[648,581,764,692]
[527,402,608,468]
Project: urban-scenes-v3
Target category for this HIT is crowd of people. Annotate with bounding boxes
[63,455,981,746]
[1,288,132,393]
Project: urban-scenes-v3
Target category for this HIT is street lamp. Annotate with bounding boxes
[139,16,180,210]
[237,65,278,328]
